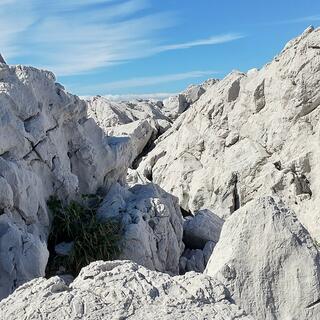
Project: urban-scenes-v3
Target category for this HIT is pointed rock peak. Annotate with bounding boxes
[0,54,6,64]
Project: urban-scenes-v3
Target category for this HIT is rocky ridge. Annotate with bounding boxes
[135,26,320,238]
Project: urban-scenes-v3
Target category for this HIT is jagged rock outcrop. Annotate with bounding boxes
[0,58,191,299]
[97,183,184,275]
[88,96,171,133]
[0,64,146,299]
[162,80,216,120]
[88,97,172,166]
[135,27,320,244]
[206,196,320,320]
[0,260,253,320]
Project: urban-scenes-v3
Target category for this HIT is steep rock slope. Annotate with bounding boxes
[206,197,320,320]
[0,260,253,320]
[136,26,320,242]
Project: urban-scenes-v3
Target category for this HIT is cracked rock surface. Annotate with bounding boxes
[135,27,320,244]
[0,64,134,299]
[97,182,184,275]
[0,260,253,320]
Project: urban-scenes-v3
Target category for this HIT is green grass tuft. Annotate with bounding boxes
[46,194,121,277]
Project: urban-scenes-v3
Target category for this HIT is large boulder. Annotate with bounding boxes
[206,197,320,320]
[0,260,254,320]
[135,27,320,244]
[97,183,184,275]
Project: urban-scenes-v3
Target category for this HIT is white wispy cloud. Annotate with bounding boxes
[286,15,320,23]
[82,70,218,92]
[156,33,244,52]
[0,0,244,76]
[269,14,320,25]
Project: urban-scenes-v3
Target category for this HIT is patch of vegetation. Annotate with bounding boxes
[46,194,122,277]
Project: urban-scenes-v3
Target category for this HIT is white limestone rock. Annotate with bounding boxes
[0,64,133,299]
[0,260,254,320]
[107,119,156,166]
[88,96,172,135]
[135,27,320,245]
[206,197,320,320]
[98,183,184,275]
[162,82,215,120]
[87,97,175,167]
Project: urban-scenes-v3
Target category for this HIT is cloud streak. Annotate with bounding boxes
[156,33,244,52]
[0,0,244,76]
[269,14,320,25]
[82,70,218,93]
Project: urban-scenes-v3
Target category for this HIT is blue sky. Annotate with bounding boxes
[1,0,320,98]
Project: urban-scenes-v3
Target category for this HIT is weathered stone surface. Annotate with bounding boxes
[107,119,156,166]
[98,183,184,275]
[206,197,320,320]
[2,27,320,320]
[0,65,133,299]
[0,260,253,320]
[162,82,213,120]
[88,96,172,135]
[87,97,175,167]
[135,27,320,246]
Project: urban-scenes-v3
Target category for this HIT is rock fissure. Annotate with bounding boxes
[306,298,320,309]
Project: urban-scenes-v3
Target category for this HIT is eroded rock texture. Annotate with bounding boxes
[87,96,172,167]
[135,27,320,244]
[0,65,133,299]
[0,260,253,320]
[206,197,320,320]
[97,183,184,275]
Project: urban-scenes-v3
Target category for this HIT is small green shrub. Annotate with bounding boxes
[46,194,121,277]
